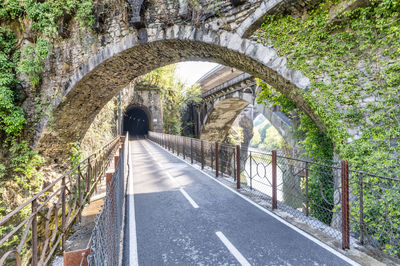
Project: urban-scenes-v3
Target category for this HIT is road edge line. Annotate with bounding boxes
[147,139,360,266]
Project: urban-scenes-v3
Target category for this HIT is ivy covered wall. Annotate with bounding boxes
[256,0,399,176]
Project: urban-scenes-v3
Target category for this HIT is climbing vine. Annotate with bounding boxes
[256,0,400,256]
[0,0,97,232]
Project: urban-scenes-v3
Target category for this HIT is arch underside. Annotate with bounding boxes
[36,29,315,162]
[201,98,250,142]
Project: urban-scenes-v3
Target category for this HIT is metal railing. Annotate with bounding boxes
[87,132,129,265]
[148,131,400,259]
[201,72,253,98]
[0,137,121,265]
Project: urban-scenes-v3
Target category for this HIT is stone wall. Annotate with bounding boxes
[120,86,163,134]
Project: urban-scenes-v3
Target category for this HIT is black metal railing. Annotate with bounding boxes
[0,137,121,265]
[87,132,129,265]
[148,131,400,259]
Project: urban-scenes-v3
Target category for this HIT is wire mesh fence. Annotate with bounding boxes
[148,131,400,259]
[87,133,129,265]
[0,137,121,266]
[349,170,400,258]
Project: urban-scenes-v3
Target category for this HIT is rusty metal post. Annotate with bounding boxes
[201,140,204,170]
[114,155,119,170]
[31,199,38,266]
[177,136,179,156]
[215,142,219,177]
[61,175,66,251]
[359,174,364,245]
[183,138,186,160]
[236,145,240,189]
[190,139,193,164]
[341,160,350,249]
[305,162,309,216]
[78,165,82,222]
[86,158,91,193]
[249,151,253,190]
[272,150,277,210]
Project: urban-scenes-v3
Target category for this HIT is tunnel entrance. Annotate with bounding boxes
[123,107,150,137]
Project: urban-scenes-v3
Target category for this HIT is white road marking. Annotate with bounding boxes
[127,142,139,266]
[216,231,251,266]
[179,188,199,209]
[147,139,361,266]
[146,142,199,209]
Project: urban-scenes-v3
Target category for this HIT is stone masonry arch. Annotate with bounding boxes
[200,97,250,142]
[123,104,152,136]
[236,0,319,38]
[36,26,315,162]
[198,72,294,146]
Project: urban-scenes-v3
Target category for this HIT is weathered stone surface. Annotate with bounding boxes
[200,98,250,142]
[29,0,323,163]
[198,69,294,146]
[119,85,163,134]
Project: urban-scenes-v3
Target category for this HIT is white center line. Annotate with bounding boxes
[149,144,200,209]
[215,232,251,266]
[179,188,199,209]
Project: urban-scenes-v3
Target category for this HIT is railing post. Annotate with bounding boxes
[78,165,82,222]
[215,142,219,177]
[61,175,66,251]
[359,174,364,245]
[341,160,350,249]
[305,162,309,216]
[190,139,193,164]
[272,150,277,210]
[183,138,186,160]
[236,145,240,189]
[249,151,252,190]
[31,199,38,266]
[201,140,204,170]
[177,136,179,156]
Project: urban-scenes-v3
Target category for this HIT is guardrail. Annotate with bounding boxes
[87,132,129,265]
[201,72,253,98]
[0,137,121,265]
[148,131,400,259]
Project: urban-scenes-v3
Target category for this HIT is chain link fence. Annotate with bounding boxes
[148,131,400,260]
[87,133,129,265]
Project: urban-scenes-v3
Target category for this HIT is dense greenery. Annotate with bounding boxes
[0,0,95,191]
[257,0,400,256]
[249,118,283,151]
[140,64,202,135]
[0,1,96,253]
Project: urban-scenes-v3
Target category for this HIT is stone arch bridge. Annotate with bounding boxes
[33,0,341,164]
[196,67,294,147]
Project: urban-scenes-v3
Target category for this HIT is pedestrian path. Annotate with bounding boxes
[123,139,358,266]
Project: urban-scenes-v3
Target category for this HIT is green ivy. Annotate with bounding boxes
[257,0,400,256]
[0,0,96,211]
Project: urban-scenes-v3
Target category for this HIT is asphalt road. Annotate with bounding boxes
[123,139,357,266]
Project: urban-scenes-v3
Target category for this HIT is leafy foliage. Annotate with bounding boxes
[140,64,202,135]
[257,0,400,256]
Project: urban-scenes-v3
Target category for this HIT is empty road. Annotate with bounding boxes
[123,139,358,266]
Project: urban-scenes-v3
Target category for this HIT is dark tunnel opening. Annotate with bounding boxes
[123,107,150,138]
